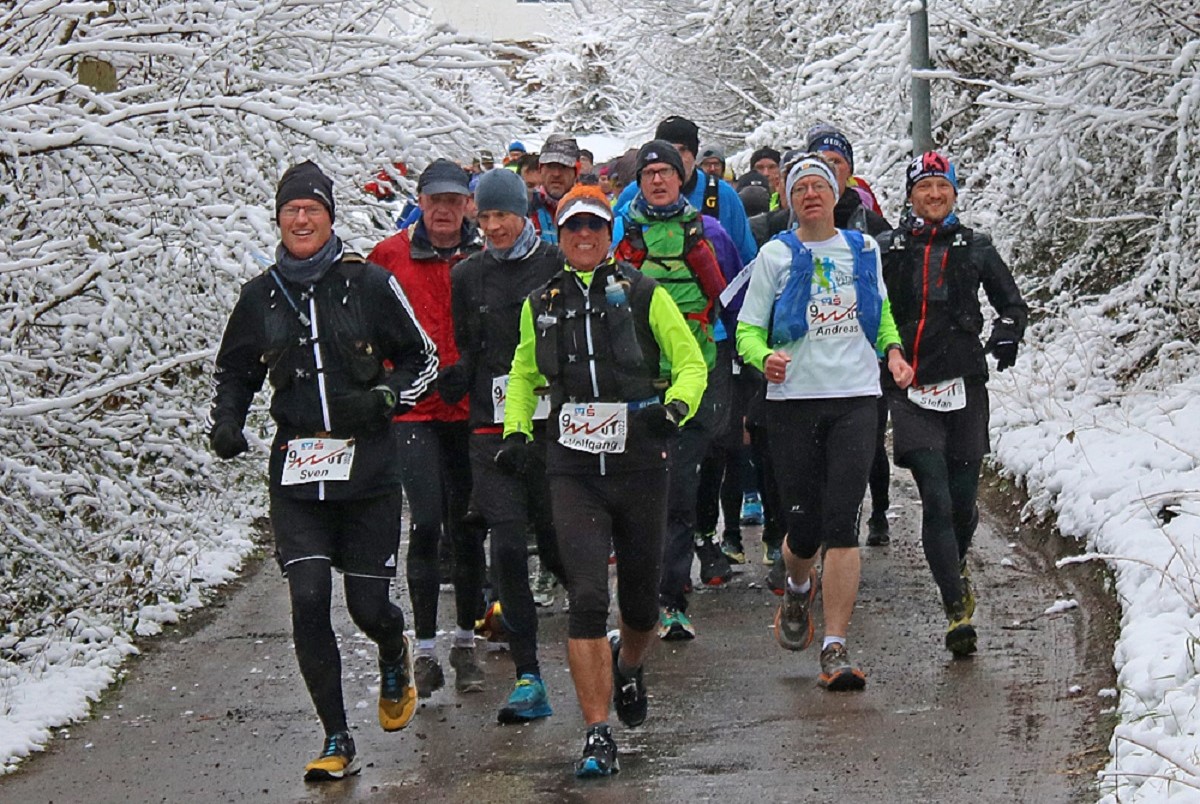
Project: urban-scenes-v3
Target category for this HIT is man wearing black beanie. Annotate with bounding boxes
[614,115,758,266]
[210,160,438,782]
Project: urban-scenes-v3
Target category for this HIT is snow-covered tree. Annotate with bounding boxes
[0,0,513,760]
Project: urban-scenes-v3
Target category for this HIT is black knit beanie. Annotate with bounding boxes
[636,140,687,183]
[275,161,335,223]
[654,116,700,155]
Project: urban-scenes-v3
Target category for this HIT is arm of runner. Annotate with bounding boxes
[649,285,707,424]
[209,285,268,430]
[502,299,545,440]
[379,273,439,412]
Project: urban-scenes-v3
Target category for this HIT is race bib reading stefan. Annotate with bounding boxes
[907,377,967,412]
[281,437,355,486]
[492,374,550,424]
[557,402,628,454]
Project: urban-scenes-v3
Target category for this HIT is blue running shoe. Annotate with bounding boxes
[740,492,764,526]
[574,724,619,778]
[497,674,553,724]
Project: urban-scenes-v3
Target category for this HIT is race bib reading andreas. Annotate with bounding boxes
[281,437,355,486]
[557,402,628,454]
[907,377,967,412]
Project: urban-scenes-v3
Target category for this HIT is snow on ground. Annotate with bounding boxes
[991,304,1200,802]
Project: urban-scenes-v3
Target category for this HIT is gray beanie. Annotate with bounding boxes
[473,168,528,217]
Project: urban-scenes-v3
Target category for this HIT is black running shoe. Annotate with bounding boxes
[866,512,891,546]
[610,637,647,728]
[574,724,620,778]
[696,539,732,586]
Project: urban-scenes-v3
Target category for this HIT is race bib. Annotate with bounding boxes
[808,296,859,339]
[491,374,550,423]
[907,377,967,412]
[281,437,355,486]
[557,402,628,454]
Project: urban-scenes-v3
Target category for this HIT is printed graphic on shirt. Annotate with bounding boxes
[809,256,860,340]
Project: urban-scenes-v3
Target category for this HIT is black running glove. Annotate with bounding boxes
[637,400,689,438]
[328,386,396,432]
[494,434,532,476]
[437,362,471,404]
[985,317,1021,372]
[210,420,248,459]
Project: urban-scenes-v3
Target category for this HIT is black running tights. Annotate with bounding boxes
[905,449,982,609]
[287,559,406,735]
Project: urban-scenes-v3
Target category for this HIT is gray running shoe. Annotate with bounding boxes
[413,654,444,698]
[532,566,558,608]
[774,568,817,651]
[818,642,866,691]
[449,645,485,692]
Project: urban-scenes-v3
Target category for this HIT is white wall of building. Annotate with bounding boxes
[420,0,573,42]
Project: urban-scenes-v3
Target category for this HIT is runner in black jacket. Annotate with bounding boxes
[878,151,1028,658]
[443,167,565,724]
[208,161,437,783]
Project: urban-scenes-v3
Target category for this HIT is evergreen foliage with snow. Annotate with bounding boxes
[0,0,513,769]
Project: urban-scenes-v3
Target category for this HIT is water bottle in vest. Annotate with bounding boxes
[605,273,626,306]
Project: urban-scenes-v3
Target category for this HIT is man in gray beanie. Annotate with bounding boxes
[442,167,566,724]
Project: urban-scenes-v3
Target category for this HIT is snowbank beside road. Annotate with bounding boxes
[992,307,1200,802]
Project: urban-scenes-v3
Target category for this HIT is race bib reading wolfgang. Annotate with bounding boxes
[281,437,355,486]
[492,374,550,424]
[907,377,967,412]
[557,402,627,454]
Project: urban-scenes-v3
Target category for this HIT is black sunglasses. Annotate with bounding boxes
[561,216,609,233]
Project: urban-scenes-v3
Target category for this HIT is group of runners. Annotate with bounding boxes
[208,115,1028,781]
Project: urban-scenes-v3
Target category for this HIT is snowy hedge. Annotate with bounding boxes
[0,0,516,769]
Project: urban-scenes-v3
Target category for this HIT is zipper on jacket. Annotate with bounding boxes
[308,294,329,501]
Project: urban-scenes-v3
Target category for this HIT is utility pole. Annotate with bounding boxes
[910,0,933,154]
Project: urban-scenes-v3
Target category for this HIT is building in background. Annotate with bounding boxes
[425,0,572,43]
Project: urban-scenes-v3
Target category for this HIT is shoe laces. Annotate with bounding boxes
[585,728,613,751]
[321,732,346,758]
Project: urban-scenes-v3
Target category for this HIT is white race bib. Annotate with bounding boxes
[907,377,967,412]
[557,402,628,454]
[808,296,859,339]
[492,374,550,424]
[281,437,355,486]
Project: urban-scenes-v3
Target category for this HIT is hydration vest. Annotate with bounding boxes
[529,262,662,425]
[770,229,883,349]
[613,213,726,370]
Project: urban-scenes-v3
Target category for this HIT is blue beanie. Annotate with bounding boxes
[806,124,854,173]
[474,168,529,217]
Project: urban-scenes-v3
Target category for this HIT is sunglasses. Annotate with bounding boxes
[561,216,609,233]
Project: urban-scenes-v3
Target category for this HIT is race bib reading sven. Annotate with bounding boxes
[907,377,967,412]
[557,402,628,454]
[281,437,355,486]
[492,374,550,424]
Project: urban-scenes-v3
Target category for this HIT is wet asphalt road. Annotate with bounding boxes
[1,470,1114,804]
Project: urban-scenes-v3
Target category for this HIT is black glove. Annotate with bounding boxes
[210,420,248,460]
[637,399,689,438]
[494,434,532,476]
[437,362,471,404]
[327,386,396,432]
[985,317,1021,372]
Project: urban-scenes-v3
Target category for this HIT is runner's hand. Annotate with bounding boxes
[494,434,532,475]
[637,400,689,437]
[209,420,248,459]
